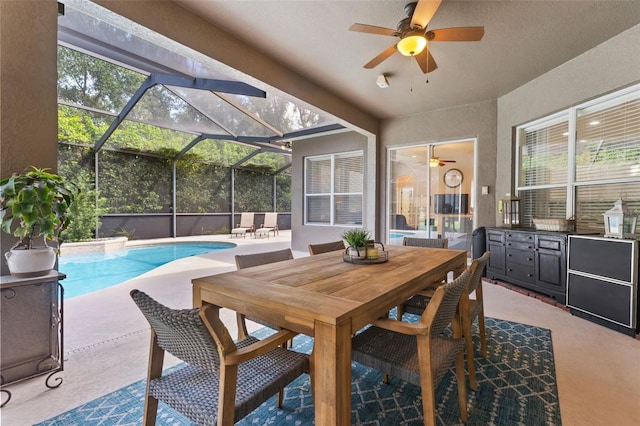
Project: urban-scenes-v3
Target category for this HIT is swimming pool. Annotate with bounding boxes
[58,242,235,299]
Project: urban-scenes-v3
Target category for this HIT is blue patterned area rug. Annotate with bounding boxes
[36,317,561,425]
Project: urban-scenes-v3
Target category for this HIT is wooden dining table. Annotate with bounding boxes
[192,244,467,426]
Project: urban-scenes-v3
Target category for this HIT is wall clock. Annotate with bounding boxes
[444,168,463,188]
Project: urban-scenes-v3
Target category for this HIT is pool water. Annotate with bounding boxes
[58,242,234,299]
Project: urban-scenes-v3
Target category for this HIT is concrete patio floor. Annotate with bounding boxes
[1,230,639,425]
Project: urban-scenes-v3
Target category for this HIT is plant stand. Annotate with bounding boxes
[0,272,65,407]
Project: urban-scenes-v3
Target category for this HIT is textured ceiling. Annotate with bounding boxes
[175,0,640,120]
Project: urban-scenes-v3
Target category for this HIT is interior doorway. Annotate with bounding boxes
[387,140,475,253]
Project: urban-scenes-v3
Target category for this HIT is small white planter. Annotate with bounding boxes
[5,247,57,278]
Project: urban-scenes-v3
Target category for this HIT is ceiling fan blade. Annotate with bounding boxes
[364,44,398,69]
[411,0,442,30]
[428,27,485,42]
[415,48,438,74]
[349,23,397,37]
[441,160,456,163]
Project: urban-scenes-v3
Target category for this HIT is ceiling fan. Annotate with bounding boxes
[429,146,456,167]
[349,0,484,73]
[429,156,456,167]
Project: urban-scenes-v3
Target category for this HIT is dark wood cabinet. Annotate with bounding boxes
[486,229,506,274]
[486,228,567,300]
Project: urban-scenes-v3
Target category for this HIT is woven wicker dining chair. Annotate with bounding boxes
[397,252,491,391]
[351,270,472,426]
[234,248,297,408]
[396,237,450,320]
[234,248,294,340]
[130,290,309,426]
[307,240,345,255]
[436,250,492,391]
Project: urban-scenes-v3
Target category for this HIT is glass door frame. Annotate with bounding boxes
[386,139,476,250]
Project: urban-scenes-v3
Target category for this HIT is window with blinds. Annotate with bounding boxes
[517,84,640,233]
[575,183,640,233]
[305,151,363,225]
[519,118,569,187]
[519,188,568,227]
[575,93,640,182]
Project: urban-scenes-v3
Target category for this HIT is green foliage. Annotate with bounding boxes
[98,151,171,213]
[342,228,371,248]
[56,43,295,226]
[61,170,105,242]
[0,167,78,249]
[176,161,231,213]
[234,169,274,212]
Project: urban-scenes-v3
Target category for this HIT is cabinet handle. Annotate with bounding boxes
[508,254,512,257]
[508,268,512,272]
[528,246,532,249]
[527,258,532,261]
[527,273,533,277]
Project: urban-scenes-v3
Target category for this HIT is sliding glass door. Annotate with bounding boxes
[388,140,475,253]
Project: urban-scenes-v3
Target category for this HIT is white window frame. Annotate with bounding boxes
[516,83,640,229]
[304,150,363,226]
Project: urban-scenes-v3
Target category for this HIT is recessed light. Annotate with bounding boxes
[589,120,600,126]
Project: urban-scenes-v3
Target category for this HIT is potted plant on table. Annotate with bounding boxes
[1,167,77,277]
[342,228,371,259]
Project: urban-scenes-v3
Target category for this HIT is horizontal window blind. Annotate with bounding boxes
[576,183,640,234]
[575,95,640,182]
[335,194,362,225]
[334,153,363,193]
[306,195,331,224]
[519,120,568,187]
[305,151,363,225]
[305,156,332,194]
[519,188,568,228]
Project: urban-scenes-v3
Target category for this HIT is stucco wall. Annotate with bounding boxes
[496,23,640,225]
[291,131,374,252]
[0,0,59,275]
[379,100,498,236]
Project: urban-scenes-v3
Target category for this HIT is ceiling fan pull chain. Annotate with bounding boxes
[425,44,430,84]
[409,57,414,92]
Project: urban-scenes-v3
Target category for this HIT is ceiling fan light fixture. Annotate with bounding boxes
[397,34,427,56]
[429,157,441,168]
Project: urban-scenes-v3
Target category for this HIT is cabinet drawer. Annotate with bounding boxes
[506,250,534,266]
[506,241,534,251]
[537,236,563,251]
[505,231,534,243]
[506,264,536,283]
[487,231,505,243]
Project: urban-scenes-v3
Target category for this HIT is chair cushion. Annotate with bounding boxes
[149,336,308,425]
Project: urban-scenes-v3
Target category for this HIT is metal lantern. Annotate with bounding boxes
[603,198,637,239]
[500,194,521,227]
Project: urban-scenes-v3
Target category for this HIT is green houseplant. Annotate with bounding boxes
[1,167,77,277]
[342,228,371,258]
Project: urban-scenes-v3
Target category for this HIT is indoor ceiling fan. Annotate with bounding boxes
[429,146,456,167]
[349,0,484,73]
[429,156,456,167]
